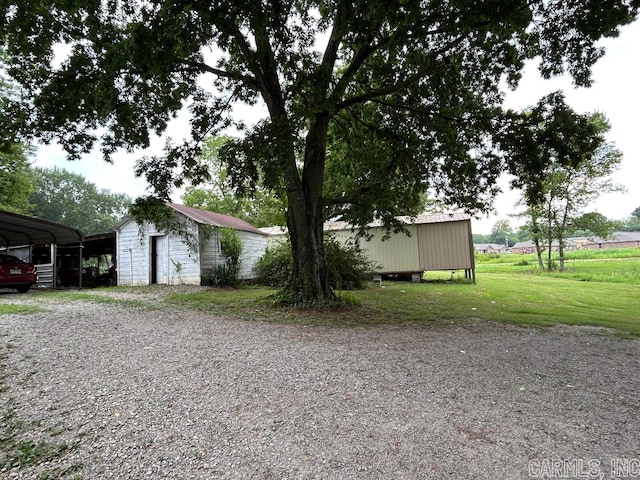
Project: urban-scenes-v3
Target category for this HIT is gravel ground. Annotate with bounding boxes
[0,286,639,479]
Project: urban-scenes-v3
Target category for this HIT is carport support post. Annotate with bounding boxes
[466,221,476,284]
[52,244,57,288]
[78,244,83,288]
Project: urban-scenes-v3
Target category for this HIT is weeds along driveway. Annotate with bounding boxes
[1,288,639,479]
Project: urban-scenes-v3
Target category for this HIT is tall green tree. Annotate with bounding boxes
[569,212,620,238]
[501,95,624,271]
[621,207,640,231]
[621,217,640,232]
[1,1,637,303]
[182,135,286,228]
[0,143,35,214]
[0,48,35,213]
[30,167,131,235]
[488,220,515,247]
[515,225,533,243]
[472,233,490,244]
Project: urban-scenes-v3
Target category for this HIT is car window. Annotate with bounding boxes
[0,254,24,264]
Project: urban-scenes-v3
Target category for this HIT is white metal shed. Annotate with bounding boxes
[115,203,267,286]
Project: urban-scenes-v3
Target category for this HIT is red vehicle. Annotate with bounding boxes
[0,254,38,293]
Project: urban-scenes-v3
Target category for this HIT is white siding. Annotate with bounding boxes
[237,231,268,279]
[116,217,202,286]
[199,229,267,280]
[117,219,150,286]
[166,229,202,285]
[117,213,266,286]
[199,228,224,279]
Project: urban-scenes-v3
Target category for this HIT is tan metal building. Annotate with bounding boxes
[261,213,475,282]
[327,213,475,281]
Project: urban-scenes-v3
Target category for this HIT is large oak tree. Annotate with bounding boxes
[1,1,637,303]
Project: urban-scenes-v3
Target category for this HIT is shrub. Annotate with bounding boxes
[255,236,376,290]
[202,265,234,287]
[255,242,292,287]
[219,228,244,286]
[474,252,501,263]
[323,236,376,289]
[200,228,244,287]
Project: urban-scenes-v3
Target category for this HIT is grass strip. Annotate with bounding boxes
[0,305,41,315]
[166,271,640,335]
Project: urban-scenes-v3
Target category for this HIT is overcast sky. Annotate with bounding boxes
[33,20,640,235]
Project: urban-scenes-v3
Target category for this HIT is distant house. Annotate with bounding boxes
[474,243,507,254]
[579,231,640,250]
[509,232,640,254]
[510,239,573,254]
[510,236,605,254]
[116,203,267,286]
[510,240,537,254]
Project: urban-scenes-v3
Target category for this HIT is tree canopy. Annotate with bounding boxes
[30,167,132,235]
[501,94,624,270]
[570,212,621,238]
[488,220,516,247]
[181,135,286,227]
[623,206,640,231]
[0,143,35,214]
[0,48,35,213]
[1,1,637,303]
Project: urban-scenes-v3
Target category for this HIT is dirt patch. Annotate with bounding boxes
[1,288,638,479]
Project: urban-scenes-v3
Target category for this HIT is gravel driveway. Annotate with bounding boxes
[1,287,639,479]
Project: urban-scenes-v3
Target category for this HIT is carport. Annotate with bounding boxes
[0,209,85,288]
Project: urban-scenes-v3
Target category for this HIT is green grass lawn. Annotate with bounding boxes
[475,257,640,283]
[475,248,640,282]
[166,257,640,335]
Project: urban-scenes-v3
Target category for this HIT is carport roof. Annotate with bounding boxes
[0,209,84,247]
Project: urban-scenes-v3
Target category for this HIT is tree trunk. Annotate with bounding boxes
[558,236,566,272]
[257,76,334,304]
[283,115,336,304]
[546,232,554,271]
[533,237,545,270]
[545,201,554,271]
[530,216,545,270]
[558,203,570,272]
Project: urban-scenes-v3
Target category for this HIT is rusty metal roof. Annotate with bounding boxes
[168,203,266,236]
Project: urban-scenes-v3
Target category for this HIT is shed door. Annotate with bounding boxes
[151,235,169,284]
